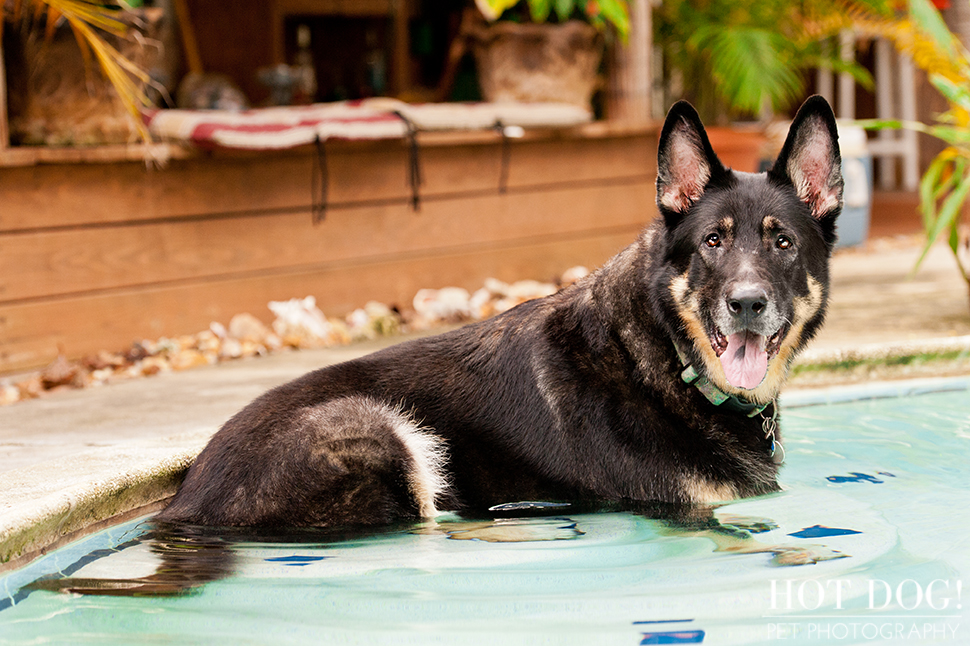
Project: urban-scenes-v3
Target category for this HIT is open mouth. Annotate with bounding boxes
[710,324,789,390]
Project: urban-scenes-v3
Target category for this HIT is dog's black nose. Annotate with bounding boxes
[726,286,769,325]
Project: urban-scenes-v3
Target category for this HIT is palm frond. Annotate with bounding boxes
[848,10,970,83]
[17,0,155,144]
[689,26,804,114]
[474,0,629,37]
[913,158,970,273]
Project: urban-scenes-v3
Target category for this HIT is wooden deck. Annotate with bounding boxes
[0,123,660,374]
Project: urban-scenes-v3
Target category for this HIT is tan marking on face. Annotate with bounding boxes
[670,272,726,385]
[762,215,781,232]
[675,274,824,405]
[683,476,738,504]
[669,272,690,304]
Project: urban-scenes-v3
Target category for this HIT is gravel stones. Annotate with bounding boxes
[0,269,588,406]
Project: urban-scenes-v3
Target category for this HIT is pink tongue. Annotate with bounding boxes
[719,331,768,390]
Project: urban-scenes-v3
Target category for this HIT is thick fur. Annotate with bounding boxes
[159,96,843,529]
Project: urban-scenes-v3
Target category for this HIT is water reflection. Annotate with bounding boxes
[25,500,844,598]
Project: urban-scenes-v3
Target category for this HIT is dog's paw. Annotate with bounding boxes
[769,544,850,567]
[416,517,584,543]
[718,514,779,534]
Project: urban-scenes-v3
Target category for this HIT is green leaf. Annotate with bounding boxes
[475,0,518,21]
[528,0,552,22]
[810,56,873,90]
[924,124,970,145]
[854,118,970,146]
[941,157,967,199]
[923,156,964,230]
[908,0,959,62]
[594,0,630,40]
[929,74,970,113]
[920,155,949,230]
[855,118,906,131]
[949,212,961,256]
[913,169,970,273]
[553,0,574,22]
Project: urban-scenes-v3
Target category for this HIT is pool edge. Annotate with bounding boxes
[782,374,970,408]
[0,432,212,574]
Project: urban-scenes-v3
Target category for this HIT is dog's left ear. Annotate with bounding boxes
[770,96,843,230]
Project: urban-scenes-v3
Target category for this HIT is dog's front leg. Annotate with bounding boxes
[696,514,849,566]
[639,504,850,567]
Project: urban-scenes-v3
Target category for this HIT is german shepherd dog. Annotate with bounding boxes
[158,96,843,532]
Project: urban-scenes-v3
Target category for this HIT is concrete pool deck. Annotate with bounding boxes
[2,240,969,571]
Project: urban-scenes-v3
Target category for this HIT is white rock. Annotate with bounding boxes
[268,296,333,343]
[209,321,228,339]
[228,313,271,344]
[413,287,471,322]
[0,381,20,406]
[469,287,495,319]
[507,279,557,301]
[219,338,244,359]
[483,277,510,297]
[561,265,590,285]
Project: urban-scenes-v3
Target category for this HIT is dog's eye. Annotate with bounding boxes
[776,235,793,250]
[705,233,721,248]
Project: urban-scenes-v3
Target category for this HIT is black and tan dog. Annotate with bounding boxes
[158,96,844,530]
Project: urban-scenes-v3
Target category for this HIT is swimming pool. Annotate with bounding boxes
[1,379,968,645]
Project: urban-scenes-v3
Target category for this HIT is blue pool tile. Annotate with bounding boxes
[788,525,862,539]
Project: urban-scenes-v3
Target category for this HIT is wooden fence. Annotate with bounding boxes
[0,124,659,374]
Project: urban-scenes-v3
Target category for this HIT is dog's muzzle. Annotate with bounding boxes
[711,283,787,390]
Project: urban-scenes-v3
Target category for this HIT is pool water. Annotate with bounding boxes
[2,380,969,645]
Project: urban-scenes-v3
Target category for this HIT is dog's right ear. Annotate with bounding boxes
[656,101,727,224]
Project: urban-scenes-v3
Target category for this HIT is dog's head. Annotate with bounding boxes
[652,96,843,404]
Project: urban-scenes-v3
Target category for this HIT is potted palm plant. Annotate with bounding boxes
[469,0,630,108]
[655,0,877,171]
[3,0,159,145]
[656,0,876,123]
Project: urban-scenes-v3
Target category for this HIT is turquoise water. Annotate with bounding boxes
[1,379,969,645]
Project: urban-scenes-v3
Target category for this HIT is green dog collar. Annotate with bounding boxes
[674,344,771,417]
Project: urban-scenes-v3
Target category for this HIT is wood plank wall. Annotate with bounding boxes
[0,127,659,374]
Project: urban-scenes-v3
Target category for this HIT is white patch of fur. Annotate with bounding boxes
[298,397,451,519]
[384,405,451,518]
[532,355,563,429]
[643,227,656,246]
[683,477,738,504]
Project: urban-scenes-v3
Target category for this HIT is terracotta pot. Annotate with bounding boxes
[705,126,768,173]
[470,20,602,107]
